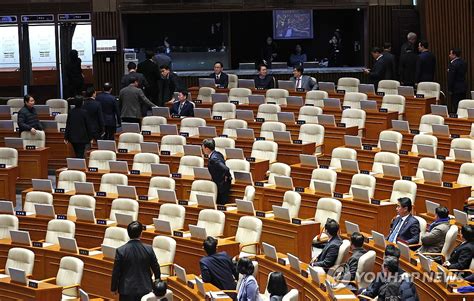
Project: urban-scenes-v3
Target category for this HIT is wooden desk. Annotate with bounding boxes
[167,275,232,301]
[0,166,18,203]
[445,117,473,136]
[17,148,49,190]
[0,277,62,301]
[43,130,74,171]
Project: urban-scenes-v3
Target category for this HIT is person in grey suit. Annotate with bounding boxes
[118,76,156,125]
[418,206,450,259]
[289,65,317,91]
[311,219,342,271]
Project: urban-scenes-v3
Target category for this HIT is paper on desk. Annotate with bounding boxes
[342,193,352,199]
[0,274,9,279]
[88,250,102,256]
[225,206,237,211]
[146,225,154,230]
[209,291,229,299]
[265,213,274,218]
[42,243,54,248]
[301,220,317,225]
[106,220,116,225]
[183,232,191,238]
[334,295,357,300]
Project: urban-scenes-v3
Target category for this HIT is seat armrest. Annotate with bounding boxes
[41,277,56,283]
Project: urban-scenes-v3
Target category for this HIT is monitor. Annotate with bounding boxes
[273,10,313,40]
[95,39,117,52]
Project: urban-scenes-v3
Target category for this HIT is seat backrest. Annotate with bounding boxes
[178,155,204,176]
[341,108,366,129]
[342,92,367,109]
[180,117,206,136]
[265,89,289,105]
[228,88,251,104]
[0,214,19,239]
[56,256,84,297]
[214,137,235,154]
[329,147,357,169]
[334,239,351,266]
[118,133,143,152]
[223,119,248,137]
[315,198,342,224]
[7,98,24,113]
[103,226,129,248]
[189,180,218,203]
[160,135,186,154]
[132,153,160,173]
[54,113,68,130]
[142,116,167,133]
[148,176,176,198]
[372,152,400,174]
[411,134,438,153]
[58,170,87,191]
[449,138,474,158]
[267,162,291,185]
[0,147,18,167]
[390,180,417,203]
[251,140,278,162]
[235,216,263,254]
[67,195,96,216]
[158,204,186,231]
[257,104,281,121]
[243,186,256,203]
[298,124,324,145]
[417,82,440,100]
[228,74,238,89]
[305,90,328,107]
[419,114,444,133]
[282,191,301,219]
[212,102,236,119]
[414,216,427,241]
[197,87,215,103]
[355,250,376,289]
[443,225,459,260]
[456,99,474,118]
[24,191,53,213]
[45,219,75,245]
[197,209,226,237]
[21,130,46,147]
[298,106,322,124]
[381,95,406,114]
[349,174,376,198]
[337,77,360,93]
[100,173,128,194]
[310,168,337,191]
[377,130,403,151]
[109,198,139,221]
[260,121,286,140]
[377,80,400,95]
[416,157,444,179]
[226,159,250,180]
[46,99,68,114]
[152,236,177,276]
[282,289,299,301]
[89,150,116,170]
[5,247,35,276]
[457,162,474,188]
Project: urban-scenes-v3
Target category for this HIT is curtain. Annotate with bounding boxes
[60,23,77,98]
[20,24,32,93]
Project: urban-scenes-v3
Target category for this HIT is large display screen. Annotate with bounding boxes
[96,39,117,52]
[29,25,57,68]
[72,24,93,65]
[0,26,20,68]
[273,9,313,40]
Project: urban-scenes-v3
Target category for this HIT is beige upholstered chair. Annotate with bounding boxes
[226,159,250,181]
[3,247,35,276]
[415,158,444,179]
[299,124,324,154]
[189,180,218,205]
[158,204,186,231]
[267,162,291,185]
[214,137,235,154]
[229,88,251,104]
[0,147,18,167]
[24,191,53,213]
[197,209,226,237]
[212,102,236,120]
[99,173,128,194]
[222,119,248,137]
[310,168,337,192]
[411,134,438,154]
[251,140,278,163]
[243,185,256,203]
[7,98,24,114]
[457,99,474,118]
[228,74,238,89]
[341,109,366,136]
[281,191,301,219]
[57,170,86,191]
[377,130,403,152]
[234,216,263,257]
[381,95,406,117]
[372,152,400,174]
[178,155,204,176]
[152,236,177,277]
[457,163,474,196]
[419,114,444,133]
[55,114,68,130]
[337,77,360,92]
[132,153,160,173]
[390,180,417,203]
[423,225,459,262]
[257,104,281,121]
[260,121,286,140]
[329,147,357,169]
[298,106,322,124]
[148,177,176,198]
[142,116,167,134]
[377,80,400,95]
[66,195,96,217]
[21,130,46,148]
[109,198,139,222]
[45,219,76,245]
[46,99,68,114]
[342,92,367,109]
[102,227,129,248]
[305,91,328,107]
[197,87,215,103]
[54,256,84,298]
[0,214,19,239]
[449,138,474,159]
[265,89,289,105]
[417,82,441,100]
[160,135,186,154]
[314,198,342,225]
[89,150,116,171]
[354,250,377,289]
[348,174,376,199]
[180,117,206,136]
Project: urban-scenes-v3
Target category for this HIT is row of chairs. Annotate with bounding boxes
[6,98,68,115]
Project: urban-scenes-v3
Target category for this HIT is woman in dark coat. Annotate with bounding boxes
[65,49,84,97]
[64,96,92,158]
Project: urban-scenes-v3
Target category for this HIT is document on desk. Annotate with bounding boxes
[88,250,102,256]
[209,291,229,299]
[333,295,357,300]
[0,274,9,279]
[41,242,54,248]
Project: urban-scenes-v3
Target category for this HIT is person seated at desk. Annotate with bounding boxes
[209,61,229,88]
[18,94,43,134]
[387,197,420,245]
[310,218,342,271]
[418,206,450,260]
[236,257,260,301]
[141,280,170,301]
[267,272,288,301]
[289,65,317,91]
[341,232,367,281]
[254,64,275,90]
[360,256,419,301]
[289,44,307,67]
[170,90,194,117]
[443,225,474,272]
[199,236,238,291]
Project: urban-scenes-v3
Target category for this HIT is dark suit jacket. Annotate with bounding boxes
[399,51,418,86]
[137,59,160,102]
[448,58,468,94]
[157,72,183,106]
[64,107,92,144]
[208,150,232,204]
[387,214,420,245]
[312,236,343,271]
[448,241,474,270]
[199,252,237,290]
[82,98,104,140]
[96,92,120,127]
[369,56,390,87]
[111,240,161,296]
[416,51,436,83]
[346,247,367,280]
[121,71,148,90]
[209,72,229,88]
[170,100,194,117]
[382,51,397,80]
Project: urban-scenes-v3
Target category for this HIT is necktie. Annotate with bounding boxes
[388,218,404,242]
[216,75,220,81]
[178,103,183,115]
[296,78,301,89]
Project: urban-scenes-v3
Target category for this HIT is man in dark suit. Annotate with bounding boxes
[119,77,156,125]
[387,197,420,245]
[82,87,104,141]
[200,236,238,290]
[444,225,474,271]
[202,138,232,205]
[170,90,194,117]
[111,221,161,301]
[400,32,418,57]
[64,96,92,158]
[311,219,342,271]
[383,42,397,80]
[399,45,418,87]
[137,50,160,105]
[363,47,390,89]
[448,48,468,113]
[96,83,120,140]
[290,65,317,91]
[344,232,367,281]
[416,41,436,83]
[209,61,229,88]
[157,64,183,107]
[121,62,148,90]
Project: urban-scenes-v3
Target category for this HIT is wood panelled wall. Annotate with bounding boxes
[420,0,473,93]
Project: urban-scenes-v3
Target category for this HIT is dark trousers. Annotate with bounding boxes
[71,143,86,159]
[119,294,144,301]
[450,92,466,113]
[217,181,232,205]
[104,125,116,140]
[121,117,141,126]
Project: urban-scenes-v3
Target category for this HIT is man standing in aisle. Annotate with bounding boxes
[448,48,467,113]
[202,138,232,204]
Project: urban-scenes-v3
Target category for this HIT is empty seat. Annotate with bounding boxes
[0,147,18,167]
[4,247,35,276]
[417,82,441,100]
[197,209,226,237]
[298,124,324,154]
[45,219,75,245]
[226,159,250,181]
[390,180,418,204]
[21,130,46,148]
[298,106,322,124]
[416,158,444,179]
[212,102,236,120]
[377,130,403,152]
[24,191,53,213]
[251,140,278,163]
[381,95,406,116]
[197,87,215,103]
[265,89,289,105]
[457,163,474,196]
[257,104,281,121]
[342,92,367,109]
[102,227,129,248]
[55,256,84,298]
[0,214,18,239]
[419,114,444,133]
[142,116,167,134]
[310,168,337,192]
[228,74,238,89]
[243,186,256,203]
[282,191,301,219]
[57,170,87,191]
[260,121,286,140]
[189,180,218,205]
[177,155,204,176]
[214,137,235,154]
[152,236,177,276]
[314,198,342,224]
[55,113,68,130]
[267,162,291,185]
[158,203,185,231]
[223,119,248,137]
[117,133,144,152]
[228,88,251,104]
[7,98,23,114]
[46,99,68,114]
[235,216,263,256]
[305,91,328,107]
[132,153,160,173]
[348,174,376,198]
[180,118,206,136]
[109,198,139,221]
[456,99,474,118]
[341,109,366,136]
[411,134,438,154]
[372,152,400,174]
[99,173,128,194]
[337,77,360,92]
[377,80,400,95]
[66,195,96,217]
[89,150,116,171]
[160,135,186,154]
[449,138,474,159]
[148,177,176,198]
[329,147,357,169]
